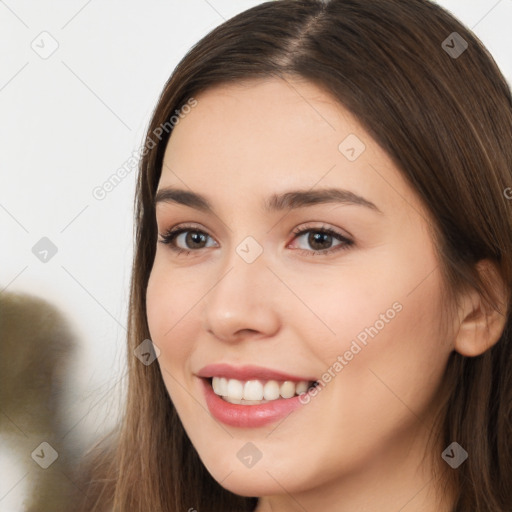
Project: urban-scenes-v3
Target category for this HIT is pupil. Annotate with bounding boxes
[188,232,205,247]
[310,232,331,250]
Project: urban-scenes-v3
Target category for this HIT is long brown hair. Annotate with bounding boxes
[75,1,512,510]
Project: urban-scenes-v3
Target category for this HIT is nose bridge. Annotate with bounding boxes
[216,223,269,290]
[202,234,280,341]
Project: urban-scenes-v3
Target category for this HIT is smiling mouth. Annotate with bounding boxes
[206,377,319,405]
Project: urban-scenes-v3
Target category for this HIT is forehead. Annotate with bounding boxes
[164,77,358,165]
[159,77,425,220]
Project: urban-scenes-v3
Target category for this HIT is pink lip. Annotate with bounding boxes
[200,377,309,428]
[196,363,317,383]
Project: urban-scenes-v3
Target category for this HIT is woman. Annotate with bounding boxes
[77,0,512,510]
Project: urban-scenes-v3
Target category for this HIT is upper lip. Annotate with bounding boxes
[196,363,317,382]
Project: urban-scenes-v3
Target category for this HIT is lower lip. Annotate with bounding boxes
[201,378,307,428]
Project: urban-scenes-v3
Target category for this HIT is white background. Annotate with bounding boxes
[1,0,511,509]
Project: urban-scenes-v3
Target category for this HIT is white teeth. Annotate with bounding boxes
[212,377,228,396]
[218,377,228,396]
[211,376,313,403]
[263,380,280,400]
[227,379,244,400]
[243,380,264,401]
[295,381,308,395]
[280,381,295,399]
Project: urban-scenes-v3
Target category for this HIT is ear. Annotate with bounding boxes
[454,259,508,357]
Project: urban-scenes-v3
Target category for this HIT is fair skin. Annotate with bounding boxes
[146,77,501,511]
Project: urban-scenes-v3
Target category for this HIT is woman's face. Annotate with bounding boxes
[146,77,454,503]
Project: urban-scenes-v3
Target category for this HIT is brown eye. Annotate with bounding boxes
[290,226,354,256]
[159,227,216,254]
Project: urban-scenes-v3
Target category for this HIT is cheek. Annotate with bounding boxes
[146,261,203,421]
[321,271,449,447]
[146,266,170,350]
[146,258,198,373]
[304,241,450,428]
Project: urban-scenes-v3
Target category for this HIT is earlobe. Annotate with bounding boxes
[453,260,508,358]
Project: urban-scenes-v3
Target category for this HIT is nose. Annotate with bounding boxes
[201,246,281,344]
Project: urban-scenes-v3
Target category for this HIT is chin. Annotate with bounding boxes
[200,453,313,498]
[214,470,290,498]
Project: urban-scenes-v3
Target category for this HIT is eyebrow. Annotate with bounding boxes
[154,187,382,214]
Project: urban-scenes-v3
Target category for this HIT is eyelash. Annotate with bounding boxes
[158,223,354,257]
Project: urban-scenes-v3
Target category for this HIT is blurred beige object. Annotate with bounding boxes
[0,290,78,512]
